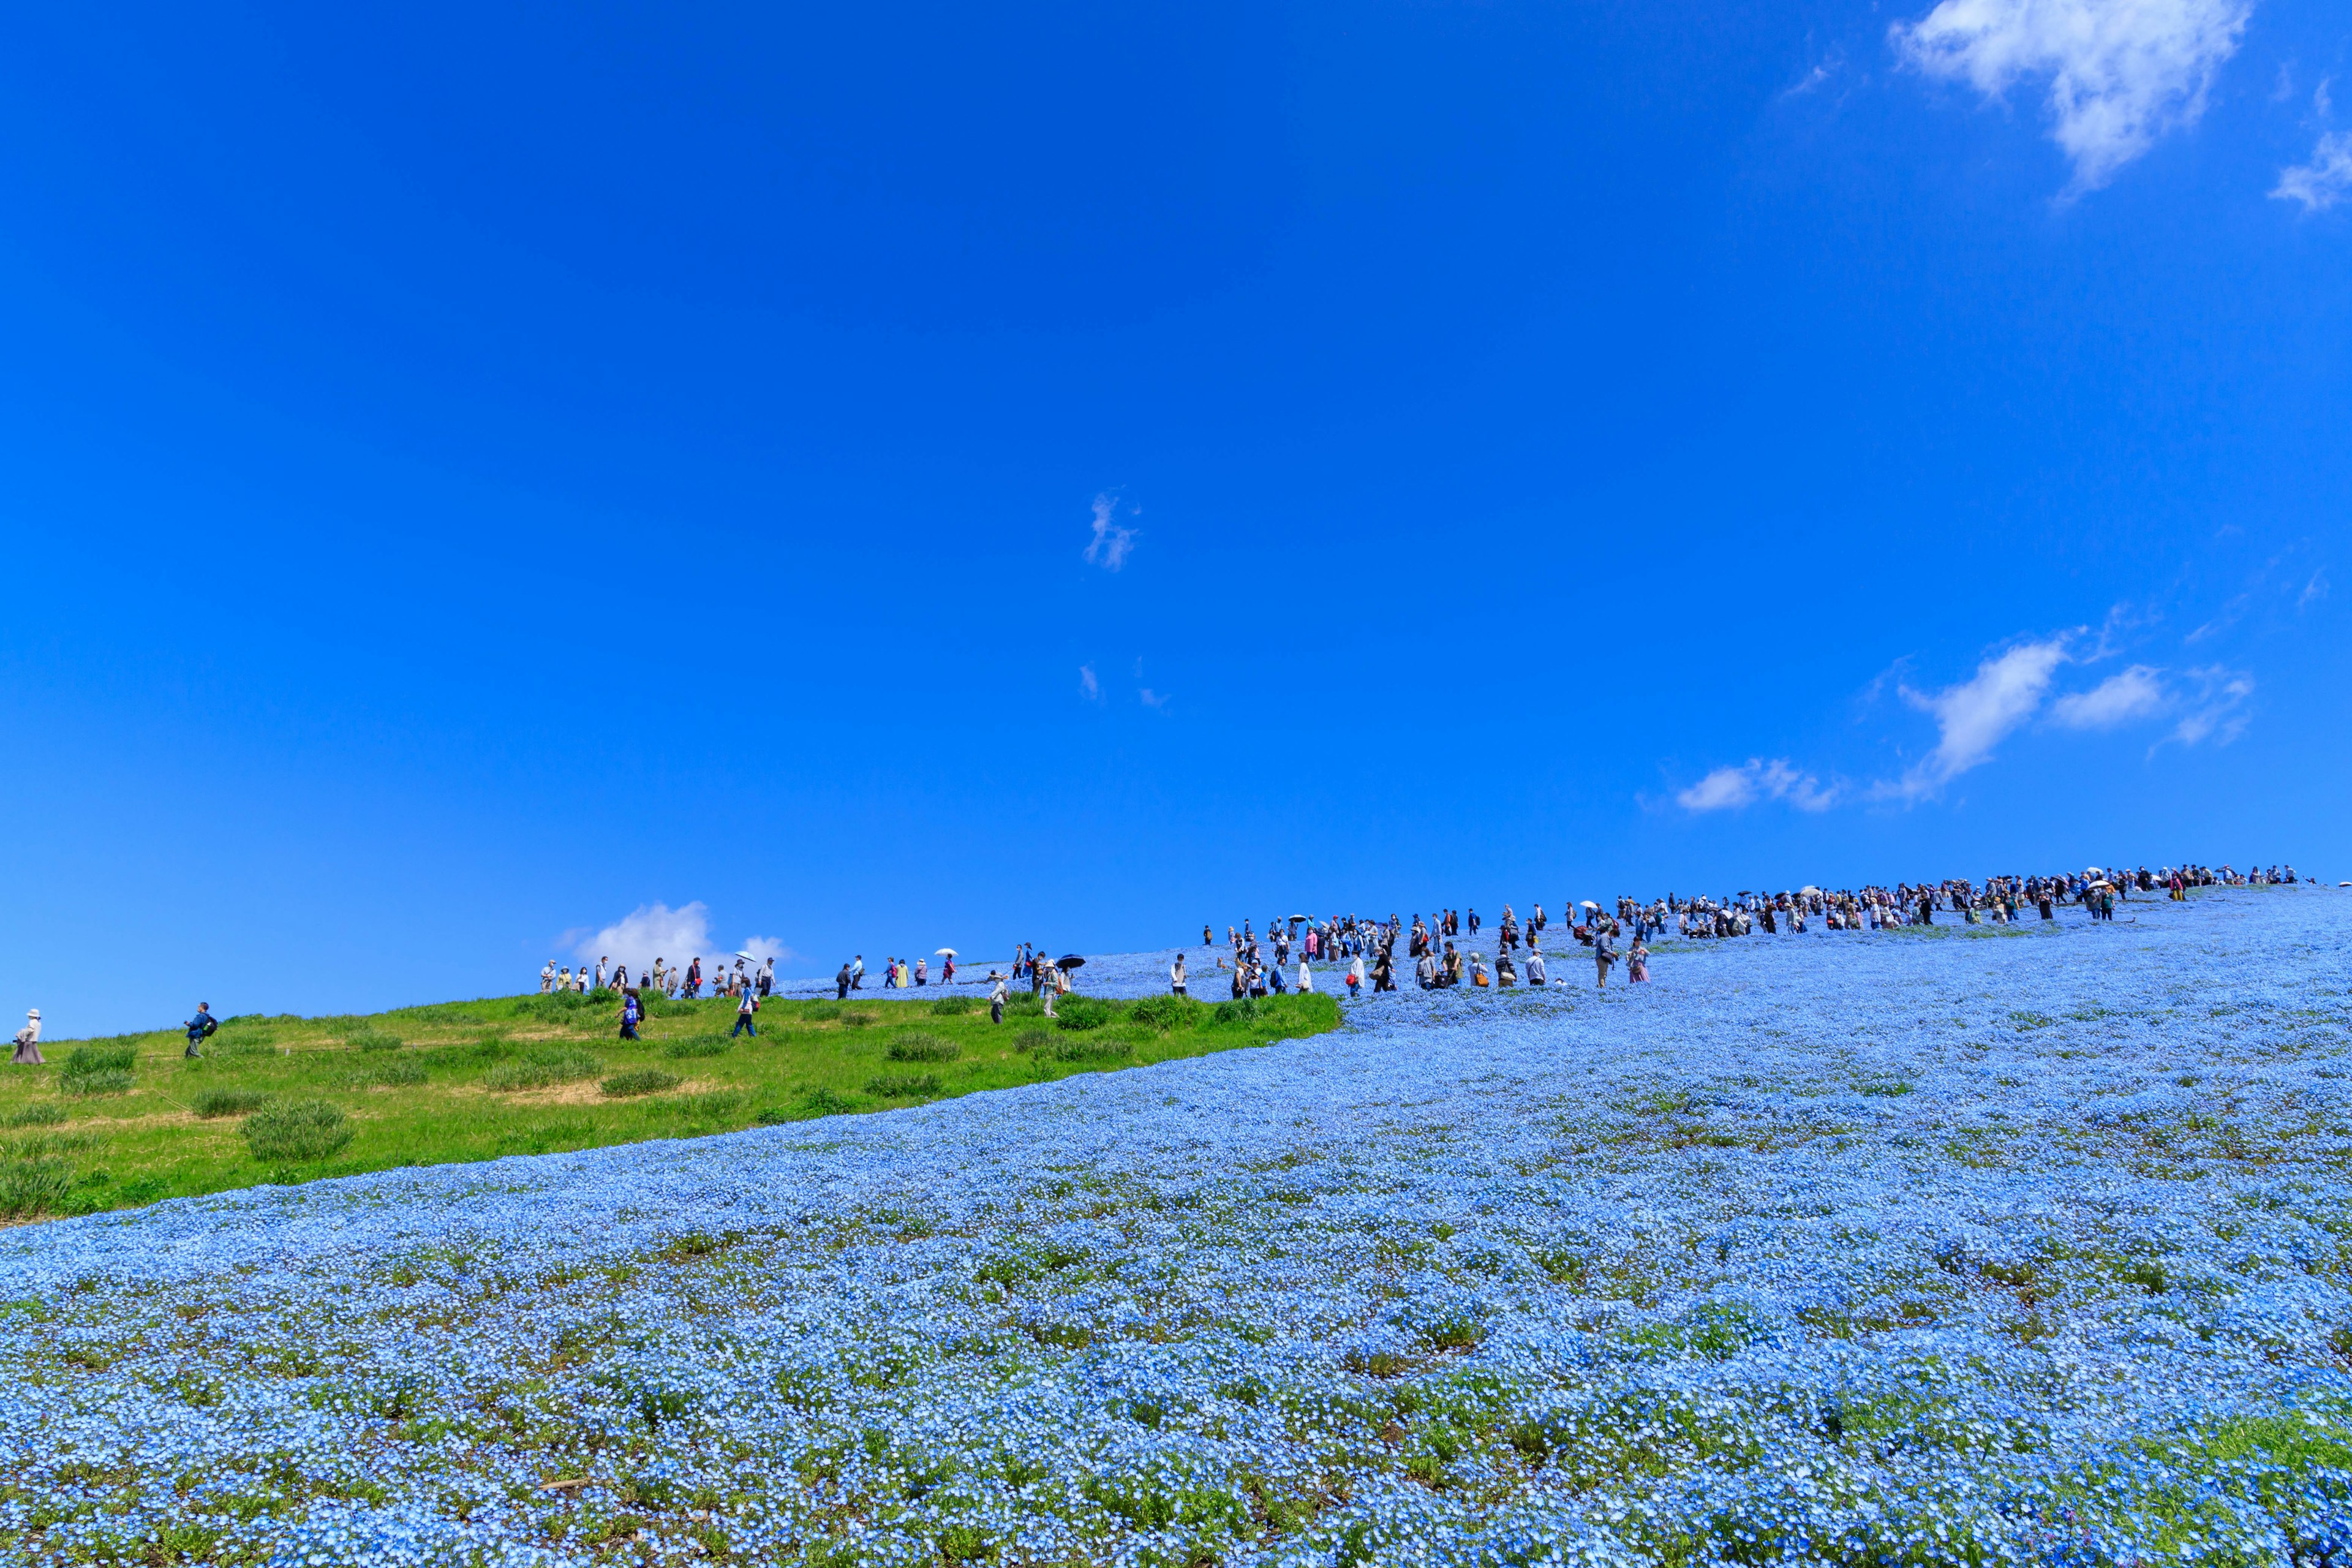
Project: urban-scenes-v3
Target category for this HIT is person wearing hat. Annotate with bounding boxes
[10,1009,40,1065]
[987,971,1008,1024]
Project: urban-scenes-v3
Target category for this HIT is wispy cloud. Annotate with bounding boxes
[2050,664,2166,728]
[2168,666,2253,747]
[1880,636,2070,799]
[737,935,799,969]
[2274,130,2352,211]
[1078,663,1101,703]
[2301,567,2330,608]
[1083,492,1139,571]
[1676,758,1839,813]
[1139,687,1171,710]
[1894,0,2252,192]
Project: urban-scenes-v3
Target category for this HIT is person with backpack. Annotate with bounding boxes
[731,982,759,1038]
[619,989,643,1040]
[184,1003,218,1058]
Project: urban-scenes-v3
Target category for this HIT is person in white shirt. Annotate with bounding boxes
[1297,957,1313,992]
[540,962,556,993]
[10,1009,40,1065]
[595,957,609,990]
[1170,952,1188,997]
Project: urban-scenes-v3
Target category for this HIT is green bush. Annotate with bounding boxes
[367,1058,426,1087]
[0,1158,74,1218]
[1052,997,1118,1032]
[1049,1036,1136,1064]
[1128,995,1195,1033]
[1012,1029,1051,1053]
[483,1047,602,1092]
[4,1102,64,1128]
[347,1028,404,1052]
[601,1068,682,1099]
[241,1099,353,1163]
[796,1087,857,1115]
[65,1044,136,1074]
[865,1072,940,1098]
[192,1087,268,1119]
[927,996,978,1016]
[886,1032,961,1063]
[61,1068,133,1098]
[661,1036,731,1060]
[1213,997,1263,1025]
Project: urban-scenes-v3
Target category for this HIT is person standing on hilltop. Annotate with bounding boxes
[835,961,853,1000]
[10,1009,40,1065]
[1170,952,1188,997]
[540,961,556,994]
[594,956,609,990]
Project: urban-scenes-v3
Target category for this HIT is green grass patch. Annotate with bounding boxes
[0,988,1341,1219]
[601,1069,682,1099]
[241,1099,353,1163]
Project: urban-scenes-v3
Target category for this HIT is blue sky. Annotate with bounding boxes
[1,0,2345,1035]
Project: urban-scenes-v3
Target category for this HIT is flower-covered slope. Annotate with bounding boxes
[4,890,2349,1566]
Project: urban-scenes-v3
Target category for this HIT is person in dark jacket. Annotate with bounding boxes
[184,1003,217,1058]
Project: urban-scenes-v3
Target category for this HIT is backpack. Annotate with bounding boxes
[200,1015,218,1037]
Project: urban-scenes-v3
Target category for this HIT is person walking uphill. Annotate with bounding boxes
[1593,928,1618,991]
[10,1009,40,1065]
[184,1002,217,1058]
[619,989,643,1041]
[989,971,1008,1025]
[731,984,759,1038]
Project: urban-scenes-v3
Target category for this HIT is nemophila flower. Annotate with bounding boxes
[2,891,2350,1563]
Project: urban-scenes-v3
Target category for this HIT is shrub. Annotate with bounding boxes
[367,1058,426,1088]
[602,1068,682,1099]
[192,1087,268,1119]
[347,1028,404,1053]
[927,996,978,1016]
[1013,1029,1051,1053]
[483,1047,602,1092]
[4,1102,64,1128]
[798,1087,857,1115]
[241,1099,353,1163]
[839,1011,875,1028]
[1049,1037,1136,1064]
[886,1032,961,1063]
[65,1044,136,1074]
[1213,997,1262,1025]
[0,1158,74,1219]
[61,1068,134,1098]
[865,1072,941,1098]
[1052,997,1118,1032]
[1128,995,1194,1033]
[662,1036,731,1060]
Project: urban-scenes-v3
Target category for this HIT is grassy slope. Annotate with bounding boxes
[0,987,1340,1221]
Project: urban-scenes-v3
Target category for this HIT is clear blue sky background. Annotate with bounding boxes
[2,0,2345,1035]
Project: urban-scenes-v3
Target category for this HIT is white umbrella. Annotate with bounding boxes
[935,948,958,956]
[732,951,756,961]
[1800,886,1819,896]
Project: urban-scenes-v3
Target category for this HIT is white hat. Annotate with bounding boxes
[27,1008,38,1017]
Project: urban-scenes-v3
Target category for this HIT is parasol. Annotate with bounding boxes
[1057,954,1087,969]
[1801,886,1819,896]
[733,951,756,961]
[1580,900,1600,910]
[935,948,958,956]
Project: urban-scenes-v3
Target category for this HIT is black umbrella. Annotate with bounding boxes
[1057,954,1087,969]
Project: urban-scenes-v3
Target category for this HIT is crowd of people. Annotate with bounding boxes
[538,953,777,1001]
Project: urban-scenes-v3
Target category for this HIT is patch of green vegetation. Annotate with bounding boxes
[885,1032,962,1063]
[0,988,1340,1219]
[601,1068,681,1099]
[241,1099,353,1163]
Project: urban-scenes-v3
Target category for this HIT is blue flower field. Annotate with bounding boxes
[4,889,2348,1566]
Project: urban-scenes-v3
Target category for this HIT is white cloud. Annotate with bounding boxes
[2274,130,2352,211]
[2169,666,2253,745]
[2301,567,2331,608]
[573,901,714,979]
[1676,758,1838,813]
[737,936,798,970]
[1079,663,1101,702]
[1895,0,2252,191]
[1138,687,1170,710]
[1883,636,2068,798]
[2050,663,2166,728]
[1083,492,1139,571]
